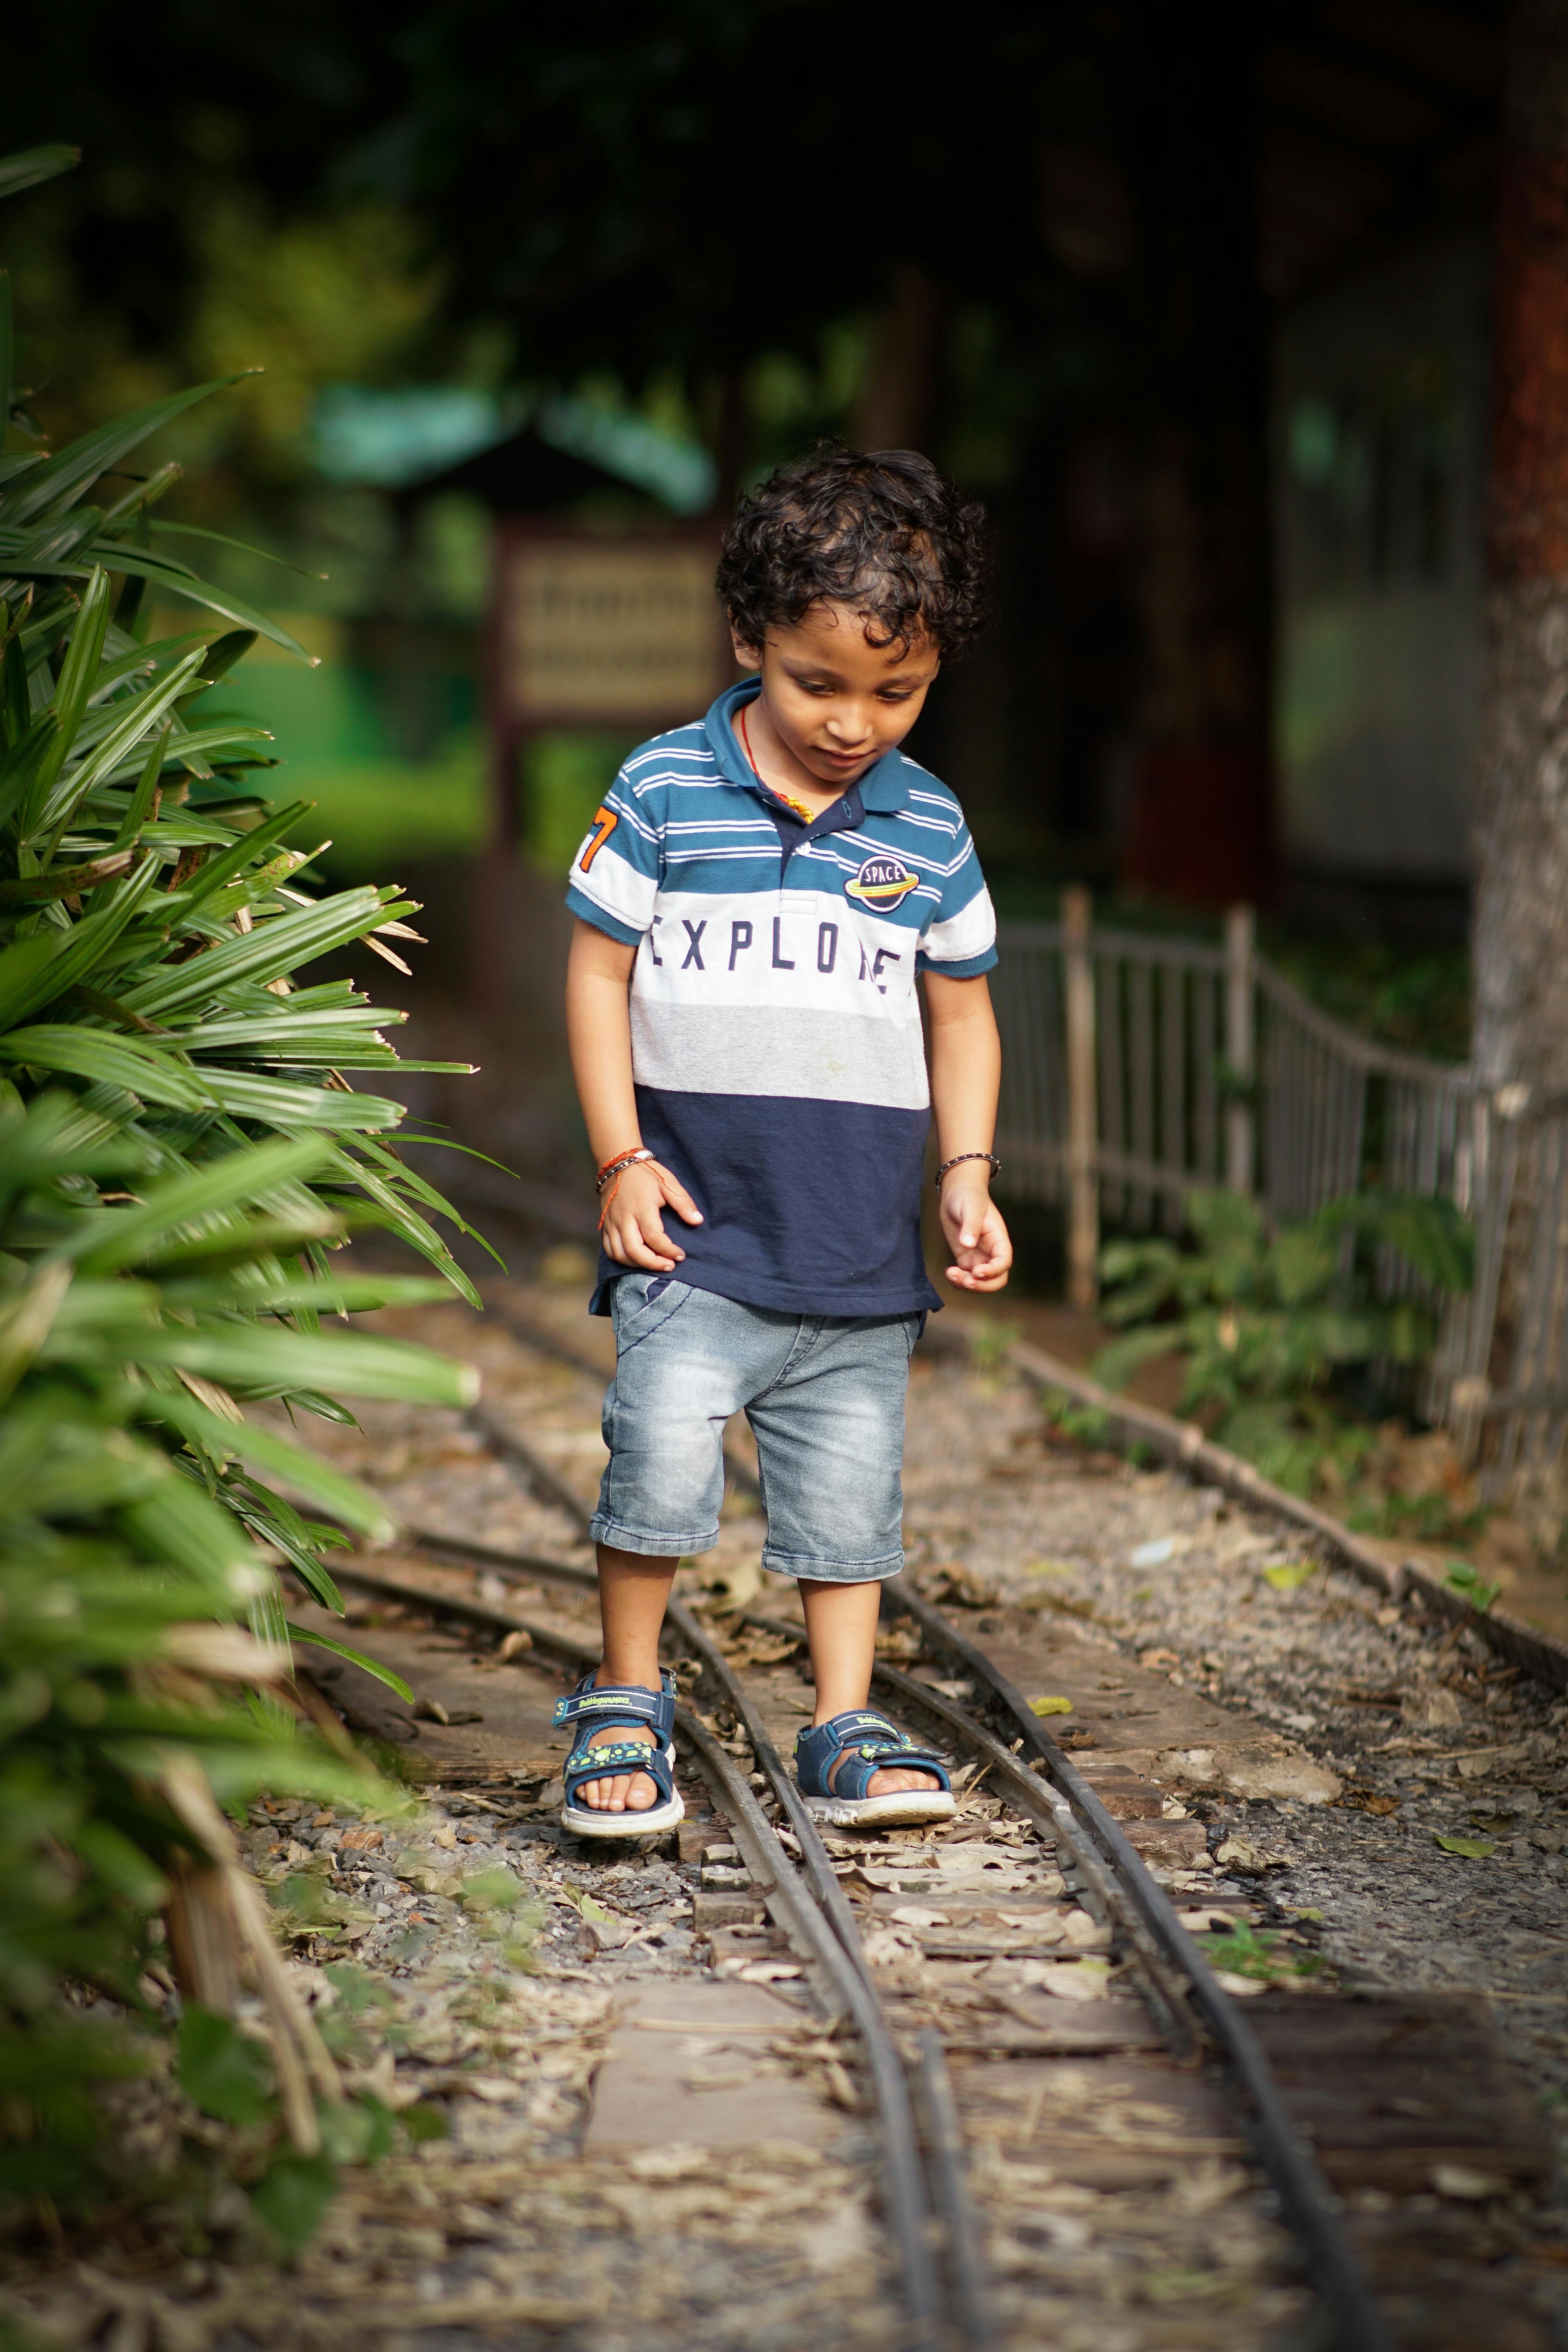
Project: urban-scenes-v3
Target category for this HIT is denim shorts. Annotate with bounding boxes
[590,1273,923,1582]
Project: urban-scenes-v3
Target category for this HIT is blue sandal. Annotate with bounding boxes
[795,1708,955,1828]
[555,1668,685,1839]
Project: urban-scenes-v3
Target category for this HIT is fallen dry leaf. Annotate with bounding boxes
[1212,1970,1268,1998]
[1037,1960,1112,2002]
[1433,2163,1509,2200]
[1212,1837,1290,1874]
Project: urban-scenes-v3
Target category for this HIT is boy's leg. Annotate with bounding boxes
[577,1544,678,1813]
[799,1579,943,1798]
[748,1312,940,1798]
[577,1274,788,1812]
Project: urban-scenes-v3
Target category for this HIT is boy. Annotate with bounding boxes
[558,443,1011,1837]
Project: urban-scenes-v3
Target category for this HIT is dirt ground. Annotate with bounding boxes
[7,1265,1566,2352]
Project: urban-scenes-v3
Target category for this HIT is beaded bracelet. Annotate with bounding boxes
[934,1151,1001,1191]
[595,1147,654,1194]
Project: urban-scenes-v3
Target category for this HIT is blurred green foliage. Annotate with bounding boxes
[1095,1187,1473,1496]
[1263,935,1470,1066]
[0,144,482,2228]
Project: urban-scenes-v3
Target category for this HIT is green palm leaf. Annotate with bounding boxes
[0,146,488,2218]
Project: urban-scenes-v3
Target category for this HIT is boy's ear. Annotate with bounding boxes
[728,623,762,671]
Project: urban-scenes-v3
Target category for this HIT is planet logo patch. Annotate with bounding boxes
[845,854,919,910]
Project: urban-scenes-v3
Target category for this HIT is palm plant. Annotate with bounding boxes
[0,143,486,2216]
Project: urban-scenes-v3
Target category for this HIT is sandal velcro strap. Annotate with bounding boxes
[563,1735,678,1814]
[552,1668,677,1742]
[794,1708,951,1804]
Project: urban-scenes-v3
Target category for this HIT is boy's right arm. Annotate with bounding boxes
[564,919,703,1272]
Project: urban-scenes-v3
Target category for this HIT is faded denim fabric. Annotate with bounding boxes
[590,1270,922,1581]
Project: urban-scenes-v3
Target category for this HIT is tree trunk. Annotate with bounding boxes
[1474,0,1568,1097]
[1121,21,1273,907]
[855,265,941,455]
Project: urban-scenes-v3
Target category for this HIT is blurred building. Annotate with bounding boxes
[1275,229,1491,938]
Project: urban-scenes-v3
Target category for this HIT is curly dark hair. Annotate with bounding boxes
[717,443,989,661]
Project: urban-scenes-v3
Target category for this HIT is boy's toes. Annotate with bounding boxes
[866,1766,944,1797]
[573,1769,658,1813]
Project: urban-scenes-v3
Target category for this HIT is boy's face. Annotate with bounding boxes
[731,601,940,789]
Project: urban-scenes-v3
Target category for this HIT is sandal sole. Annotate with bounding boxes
[560,1793,686,1838]
[802,1789,956,1829]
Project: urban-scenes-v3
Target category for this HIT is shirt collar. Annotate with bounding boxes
[704,677,908,814]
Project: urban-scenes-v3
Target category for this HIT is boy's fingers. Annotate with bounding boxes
[946,1263,1009,1291]
[610,1220,678,1270]
[637,1209,684,1262]
[661,1176,704,1225]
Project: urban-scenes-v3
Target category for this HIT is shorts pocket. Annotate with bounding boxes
[610,1270,693,1354]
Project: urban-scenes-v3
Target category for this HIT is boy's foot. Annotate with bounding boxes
[795,1709,956,1828]
[828,1753,944,1800]
[574,1720,661,1813]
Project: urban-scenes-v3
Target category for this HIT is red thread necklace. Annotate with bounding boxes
[737,702,820,826]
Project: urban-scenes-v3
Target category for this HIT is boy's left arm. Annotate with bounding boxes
[924,971,1013,1293]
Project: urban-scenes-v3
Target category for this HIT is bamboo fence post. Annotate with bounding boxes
[1225,903,1256,1196]
[1063,886,1099,1308]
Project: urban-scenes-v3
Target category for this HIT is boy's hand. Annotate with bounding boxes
[601,1158,704,1271]
[939,1176,1012,1292]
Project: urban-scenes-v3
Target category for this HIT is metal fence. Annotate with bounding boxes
[991,894,1568,1499]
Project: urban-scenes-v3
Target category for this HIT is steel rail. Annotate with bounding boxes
[335,1532,1388,2347]
[319,1553,949,2351]
[441,1416,968,2337]
[662,1592,961,2345]
[403,1522,597,1590]
[914,2029,997,2352]
[990,1329,1568,1695]
[395,1318,1392,2348]
[884,1581,1393,2352]
[326,1562,853,2015]
[719,1603,1203,2060]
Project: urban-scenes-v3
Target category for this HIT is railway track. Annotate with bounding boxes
[274,1292,1564,2350]
[465,1368,1387,2347]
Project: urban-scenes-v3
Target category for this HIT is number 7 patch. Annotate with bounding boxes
[579,805,619,871]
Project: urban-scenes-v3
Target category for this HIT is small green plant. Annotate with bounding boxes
[1042,1387,1112,1446]
[1349,1488,1488,1544]
[1199,1919,1323,1983]
[967,1317,1020,1375]
[1443,1560,1501,1615]
[1094,1188,1472,1497]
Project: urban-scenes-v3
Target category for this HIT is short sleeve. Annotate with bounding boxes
[916,813,997,977]
[564,772,660,944]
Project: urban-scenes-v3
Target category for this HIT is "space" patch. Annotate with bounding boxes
[845,853,920,910]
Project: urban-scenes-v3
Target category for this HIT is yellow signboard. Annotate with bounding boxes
[498,534,723,724]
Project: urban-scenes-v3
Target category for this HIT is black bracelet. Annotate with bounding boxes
[595,1147,655,1194]
[935,1151,1001,1191]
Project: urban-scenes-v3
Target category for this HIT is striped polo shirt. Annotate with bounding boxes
[566,675,998,1317]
